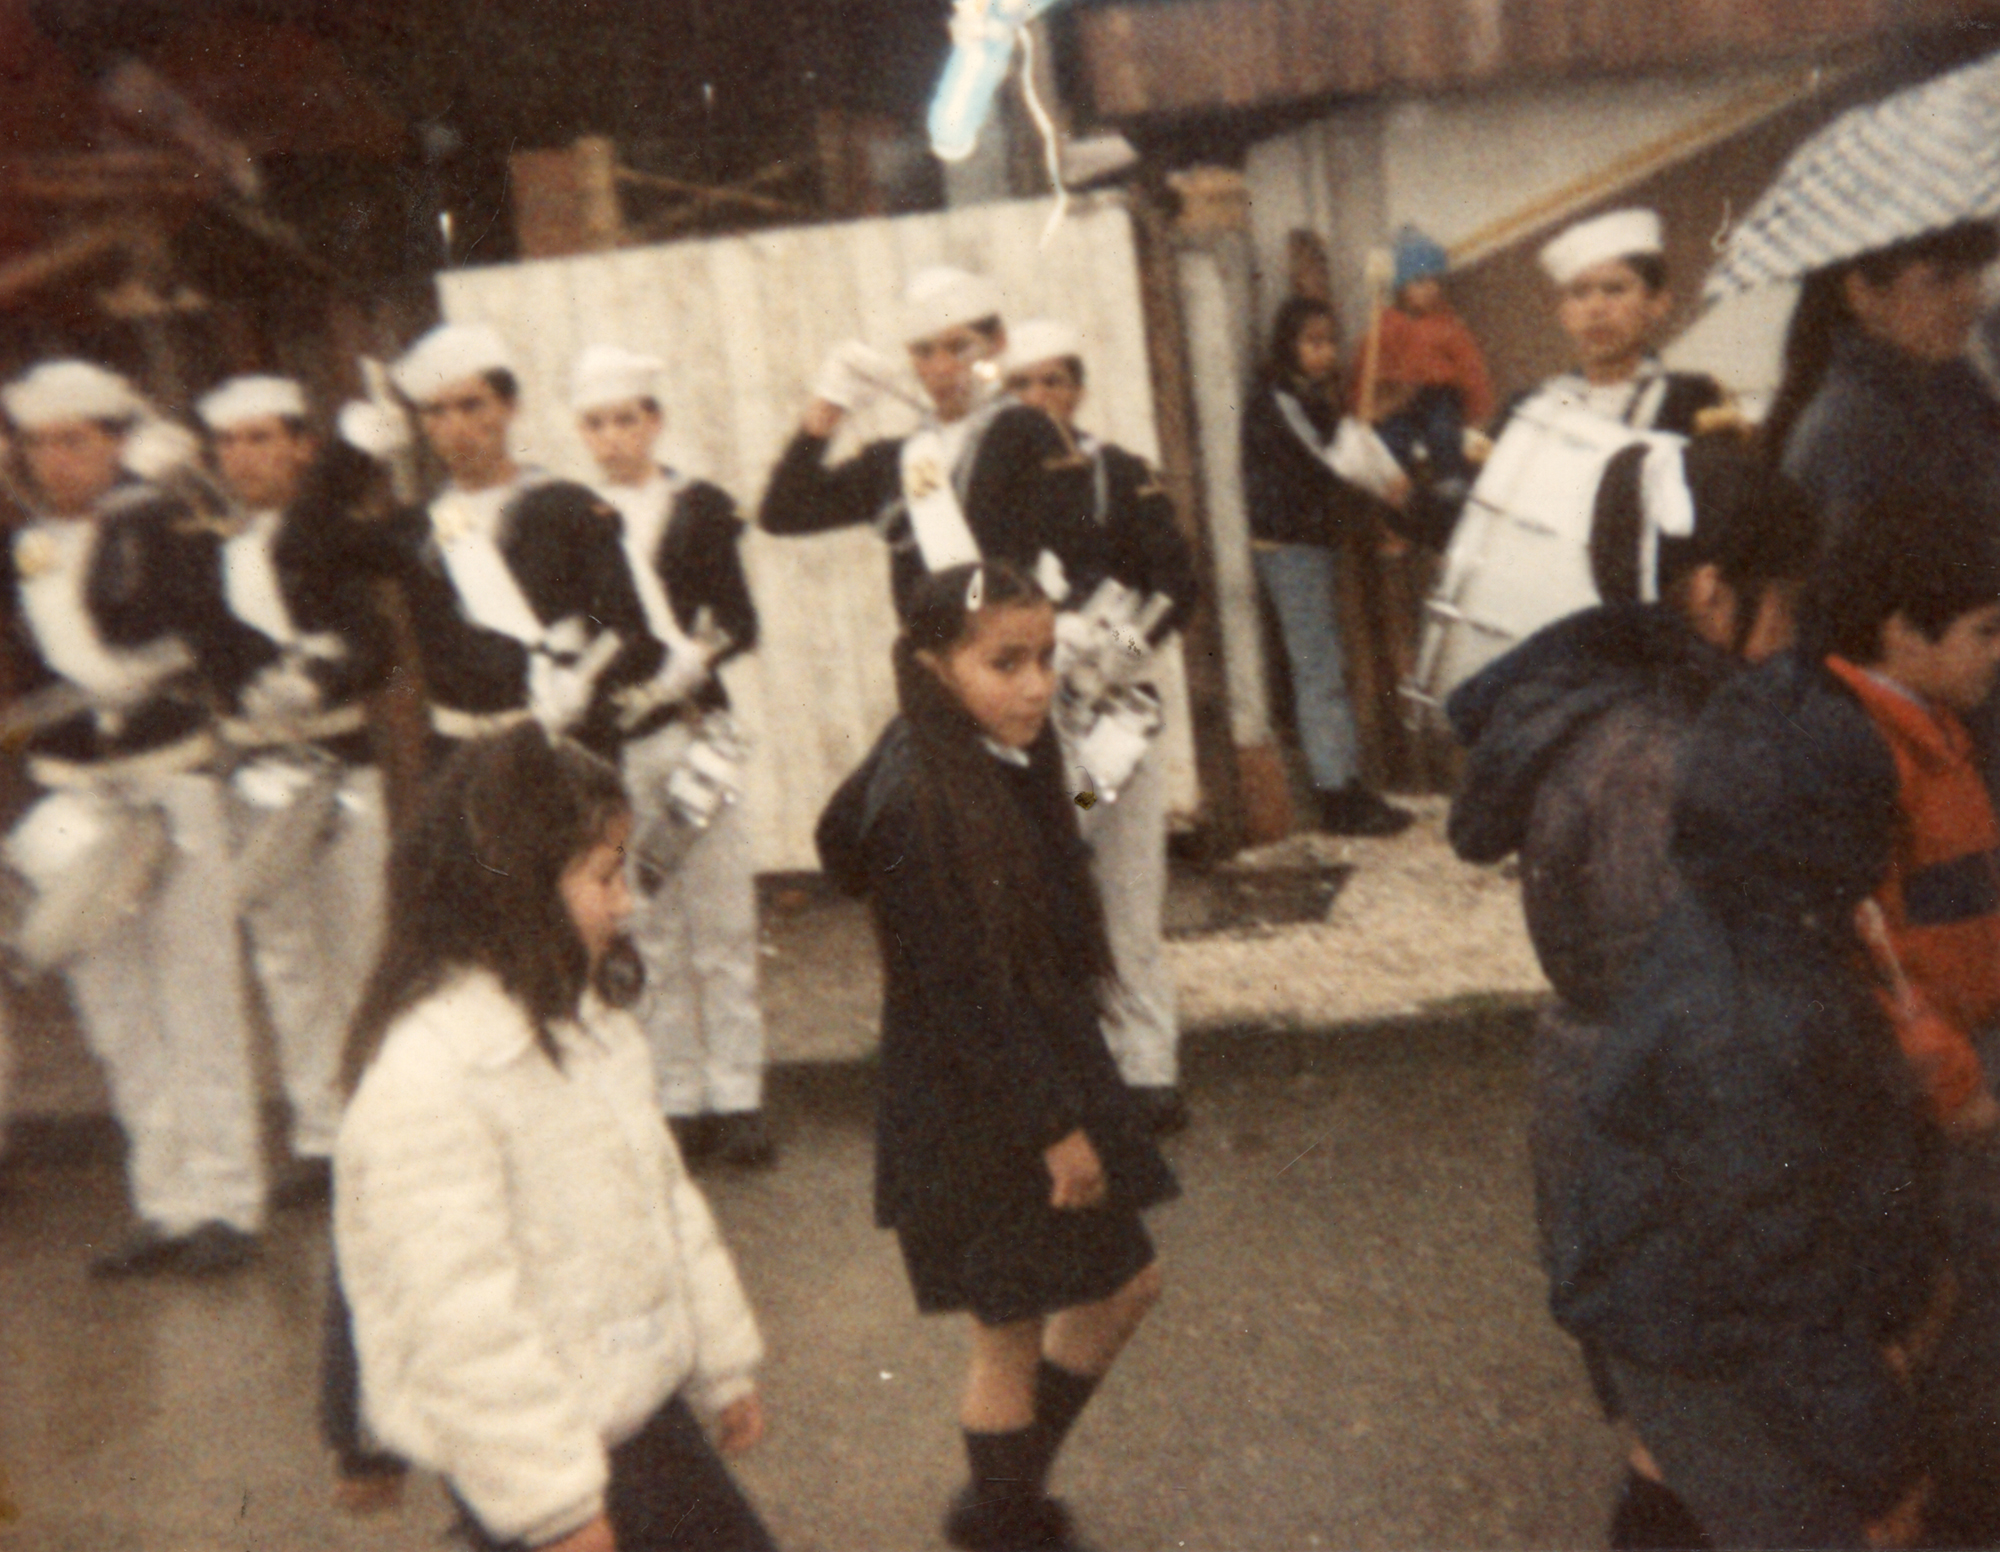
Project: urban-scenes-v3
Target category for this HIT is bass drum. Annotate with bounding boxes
[1401,395,1678,727]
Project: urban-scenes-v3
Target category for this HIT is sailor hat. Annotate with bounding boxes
[1003,318,1085,374]
[570,344,665,413]
[3,360,144,430]
[197,374,308,431]
[901,266,1006,344]
[391,322,514,404]
[1539,209,1664,286]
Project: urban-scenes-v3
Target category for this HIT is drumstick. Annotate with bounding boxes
[1356,246,1394,426]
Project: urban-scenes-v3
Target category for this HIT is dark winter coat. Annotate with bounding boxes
[1551,650,1944,1519]
[759,401,1093,620]
[815,718,1177,1238]
[1066,436,1198,641]
[1238,379,1402,549]
[1447,606,1740,1266]
[1781,326,2000,541]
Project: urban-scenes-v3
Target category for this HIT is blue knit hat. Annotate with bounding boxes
[1393,226,1449,293]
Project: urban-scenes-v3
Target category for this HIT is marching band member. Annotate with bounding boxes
[1520,208,1723,436]
[1001,320,1198,1135]
[1,360,263,1275]
[196,375,396,1207]
[570,344,775,1168]
[386,323,658,758]
[758,265,1092,619]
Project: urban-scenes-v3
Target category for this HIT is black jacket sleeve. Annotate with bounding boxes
[663,481,759,664]
[758,431,902,536]
[1100,444,1197,639]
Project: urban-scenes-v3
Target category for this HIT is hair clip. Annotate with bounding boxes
[965,565,985,612]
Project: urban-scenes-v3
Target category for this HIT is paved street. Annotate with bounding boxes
[1,1008,1624,1552]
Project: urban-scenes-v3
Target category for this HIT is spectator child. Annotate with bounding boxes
[334,726,775,1552]
[816,562,1177,1552]
[1361,225,1494,504]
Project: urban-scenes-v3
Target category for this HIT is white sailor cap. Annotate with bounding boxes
[901,266,1007,344]
[3,360,144,430]
[1003,318,1085,375]
[570,344,664,414]
[1539,208,1664,286]
[391,322,513,404]
[197,374,308,431]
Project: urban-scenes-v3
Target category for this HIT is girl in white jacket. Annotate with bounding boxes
[334,726,776,1552]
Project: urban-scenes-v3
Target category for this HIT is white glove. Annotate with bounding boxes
[338,400,412,462]
[811,341,899,414]
[1053,608,1096,681]
[240,661,322,725]
[1329,417,1407,502]
[648,647,711,709]
[527,651,597,732]
[121,418,202,481]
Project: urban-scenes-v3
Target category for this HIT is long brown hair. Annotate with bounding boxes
[895,562,1116,1024]
[340,724,631,1091]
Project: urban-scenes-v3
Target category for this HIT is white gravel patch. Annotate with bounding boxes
[1169,796,1550,1030]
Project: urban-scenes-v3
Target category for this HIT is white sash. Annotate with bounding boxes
[15,522,171,704]
[601,470,704,664]
[222,510,301,646]
[432,485,548,646]
[899,422,982,573]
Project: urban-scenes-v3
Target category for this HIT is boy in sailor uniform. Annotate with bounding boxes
[1515,208,1723,437]
[758,265,1093,618]
[1,360,265,1275]
[387,323,658,757]
[197,375,395,1207]
[571,344,774,1168]
[1002,319,1199,1135]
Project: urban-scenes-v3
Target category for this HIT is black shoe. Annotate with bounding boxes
[1129,1085,1190,1136]
[90,1223,186,1278]
[1317,783,1414,838]
[946,1485,1081,1550]
[175,1220,260,1277]
[272,1156,333,1210]
[668,1114,717,1164]
[1609,1470,1712,1550]
[711,1111,778,1169]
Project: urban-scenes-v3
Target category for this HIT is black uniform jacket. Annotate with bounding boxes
[395,475,661,757]
[1239,379,1406,550]
[815,717,1178,1238]
[1065,439,1198,641]
[209,441,400,764]
[627,474,759,725]
[1,480,253,766]
[758,400,1093,618]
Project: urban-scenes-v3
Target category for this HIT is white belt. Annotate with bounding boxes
[430,704,533,742]
[220,702,369,749]
[29,730,217,790]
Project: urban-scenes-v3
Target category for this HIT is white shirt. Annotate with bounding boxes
[597,472,684,648]
[14,521,157,701]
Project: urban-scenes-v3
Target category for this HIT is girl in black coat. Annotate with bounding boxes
[817,562,1177,1552]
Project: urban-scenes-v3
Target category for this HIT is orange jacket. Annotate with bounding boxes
[1828,655,2000,1119]
[1358,306,1496,426]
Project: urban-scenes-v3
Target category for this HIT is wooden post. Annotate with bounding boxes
[574,136,624,253]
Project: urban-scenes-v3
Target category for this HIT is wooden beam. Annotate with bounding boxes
[0,225,128,307]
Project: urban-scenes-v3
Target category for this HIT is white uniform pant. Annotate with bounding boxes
[1070,732,1180,1087]
[65,772,262,1234]
[238,765,389,1160]
[624,723,767,1117]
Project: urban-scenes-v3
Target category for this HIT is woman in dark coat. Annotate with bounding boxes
[816,562,1176,1552]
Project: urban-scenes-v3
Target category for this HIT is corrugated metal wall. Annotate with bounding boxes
[437,193,1197,871]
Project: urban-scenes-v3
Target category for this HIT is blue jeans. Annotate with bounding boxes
[1254,542,1360,792]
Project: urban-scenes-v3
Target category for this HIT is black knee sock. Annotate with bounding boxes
[1028,1358,1101,1488]
[962,1425,1042,1505]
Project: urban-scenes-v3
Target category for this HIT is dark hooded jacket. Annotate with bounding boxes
[1551,650,1944,1517]
[815,718,1177,1238]
[1448,605,1741,1271]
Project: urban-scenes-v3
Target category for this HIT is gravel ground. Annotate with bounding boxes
[1170,796,1549,1032]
